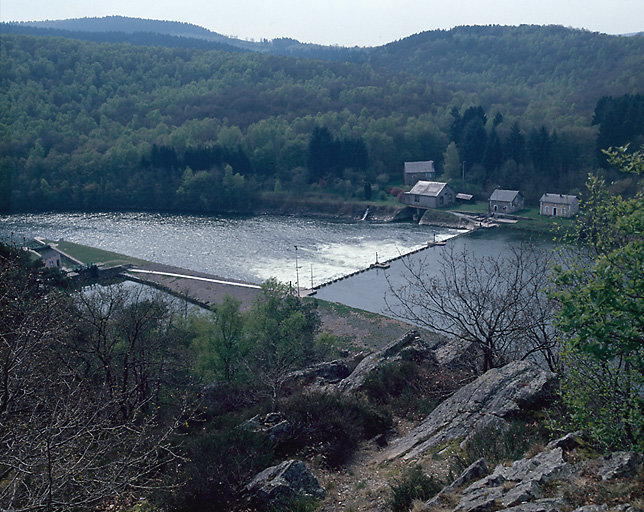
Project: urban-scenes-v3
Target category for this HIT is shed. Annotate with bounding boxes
[402,181,455,209]
[539,193,579,217]
[404,161,436,186]
[33,246,62,268]
[489,189,524,214]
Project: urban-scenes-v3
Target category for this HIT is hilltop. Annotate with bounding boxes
[1,21,643,214]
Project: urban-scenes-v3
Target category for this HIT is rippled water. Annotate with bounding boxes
[0,211,463,286]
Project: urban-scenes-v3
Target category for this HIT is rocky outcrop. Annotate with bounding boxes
[382,360,557,461]
[241,412,292,443]
[453,448,571,512]
[432,337,484,374]
[424,434,643,512]
[597,451,642,481]
[285,358,355,388]
[243,459,325,510]
[335,330,438,393]
[424,458,490,510]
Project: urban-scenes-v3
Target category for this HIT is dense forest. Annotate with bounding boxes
[1,24,643,213]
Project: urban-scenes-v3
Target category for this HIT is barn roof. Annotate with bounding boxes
[404,161,435,174]
[539,193,578,205]
[490,189,521,202]
[408,180,449,197]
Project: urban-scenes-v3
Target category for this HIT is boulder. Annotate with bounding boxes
[432,337,484,374]
[597,451,642,481]
[453,448,571,512]
[243,459,325,510]
[382,360,557,461]
[423,458,489,510]
[285,358,355,388]
[241,412,292,443]
[336,330,437,393]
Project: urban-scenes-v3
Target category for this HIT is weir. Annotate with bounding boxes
[310,228,473,293]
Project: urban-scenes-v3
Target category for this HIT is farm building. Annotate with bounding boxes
[489,189,524,214]
[404,161,436,186]
[401,181,455,209]
[539,193,579,217]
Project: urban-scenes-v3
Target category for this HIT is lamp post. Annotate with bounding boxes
[294,245,300,297]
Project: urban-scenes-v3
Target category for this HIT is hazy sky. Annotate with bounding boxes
[2,0,642,46]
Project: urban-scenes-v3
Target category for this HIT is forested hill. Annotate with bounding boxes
[364,25,644,117]
[1,28,643,214]
[5,19,644,119]
[4,16,360,60]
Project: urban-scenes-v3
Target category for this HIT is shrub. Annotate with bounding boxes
[387,465,443,512]
[363,360,465,419]
[165,426,274,512]
[278,391,392,468]
[453,418,550,472]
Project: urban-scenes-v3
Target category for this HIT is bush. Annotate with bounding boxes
[362,360,466,419]
[165,426,274,512]
[278,391,392,468]
[454,418,550,472]
[556,350,643,453]
[387,465,443,512]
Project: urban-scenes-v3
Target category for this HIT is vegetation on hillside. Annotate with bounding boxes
[1,27,643,213]
[552,145,644,452]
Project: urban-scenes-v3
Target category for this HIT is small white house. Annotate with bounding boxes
[402,181,455,209]
[539,193,579,217]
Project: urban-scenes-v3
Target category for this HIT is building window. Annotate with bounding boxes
[414,195,419,203]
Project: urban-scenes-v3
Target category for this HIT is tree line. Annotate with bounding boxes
[1,32,642,213]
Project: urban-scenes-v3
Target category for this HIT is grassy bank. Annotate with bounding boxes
[45,239,148,267]
[448,203,575,235]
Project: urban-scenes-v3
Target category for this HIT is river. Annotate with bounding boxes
[0,211,550,315]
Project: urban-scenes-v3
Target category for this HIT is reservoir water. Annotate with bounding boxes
[0,211,550,315]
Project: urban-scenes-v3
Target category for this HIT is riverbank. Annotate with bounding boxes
[252,193,410,222]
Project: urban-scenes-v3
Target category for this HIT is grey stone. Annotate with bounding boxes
[597,451,642,481]
[423,458,489,511]
[503,498,566,512]
[241,413,292,443]
[451,458,490,489]
[336,330,436,393]
[243,459,325,509]
[432,337,484,374]
[453,448,571,512]
[545,431,586,452]
[382,360,557,461]
[285,358,354,387]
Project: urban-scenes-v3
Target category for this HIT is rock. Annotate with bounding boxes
[502,498,567,512]
[432,337,484,374]
[454,448,571,512]
[243,459,325,510]
[570,506,608,512]
[241,413,292,443]
[452,458,490,489]
[285,358,354,387]
[336,330,437,393]
[423,458,489,510]
[597,451,642,481]
[545,431,585,452]
[382,360,557,461]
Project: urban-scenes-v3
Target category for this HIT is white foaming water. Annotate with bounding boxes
[1,212,464,286]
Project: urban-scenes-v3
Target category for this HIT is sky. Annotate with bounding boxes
[1,0,643,47]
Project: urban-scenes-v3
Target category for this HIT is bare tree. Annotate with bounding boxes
[386,243,559,372]
[0,247,192,511]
